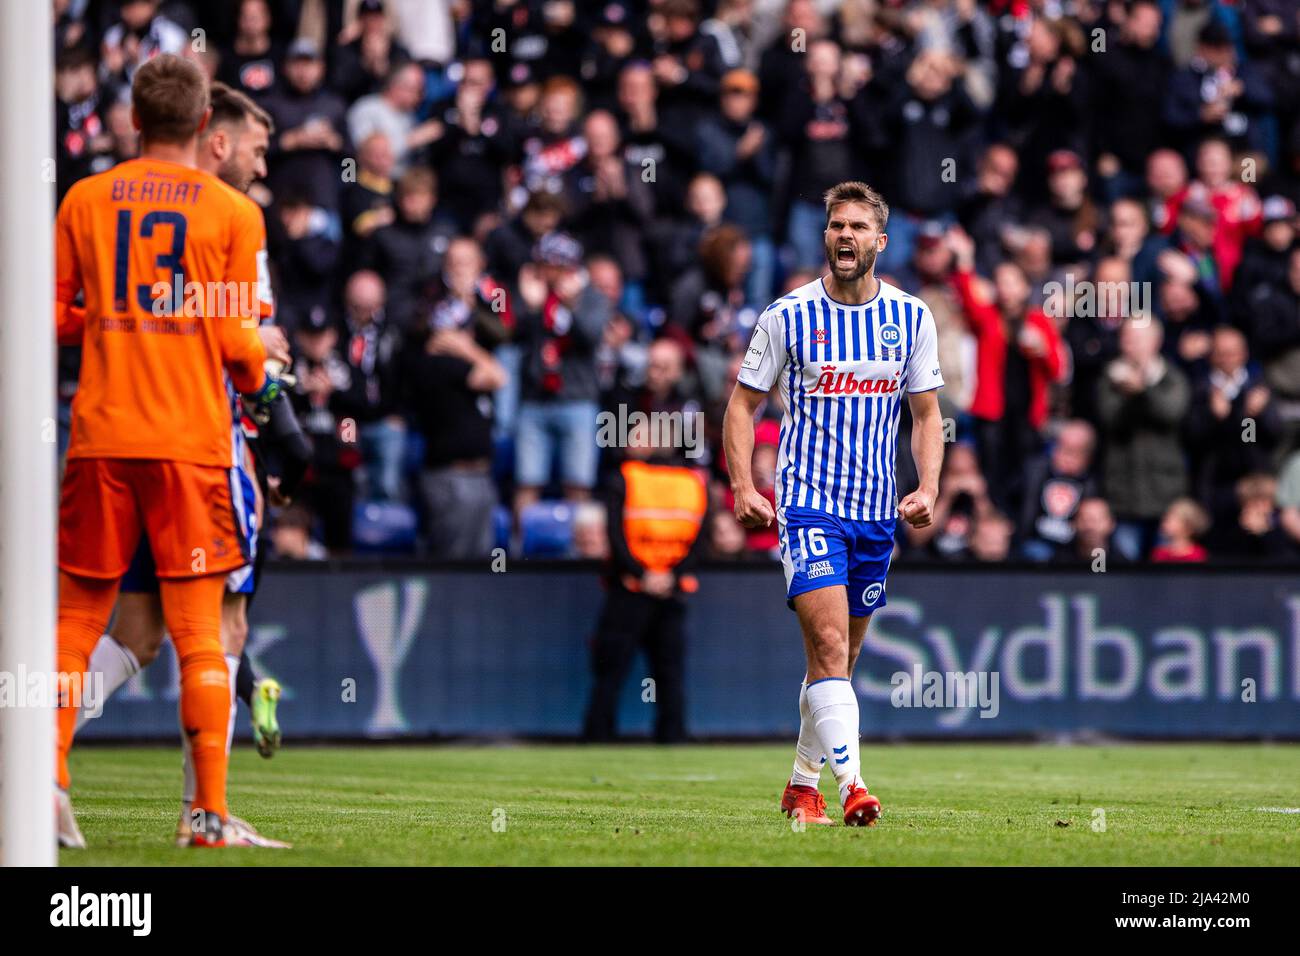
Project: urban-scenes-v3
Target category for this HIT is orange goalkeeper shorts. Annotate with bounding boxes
[59,458,250,580]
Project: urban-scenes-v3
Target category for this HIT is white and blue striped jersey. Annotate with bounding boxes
[225,379,257,560]
[736,277,943,521]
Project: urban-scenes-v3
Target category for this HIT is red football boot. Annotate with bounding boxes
[842,784,882,827]
[780,783,834,825]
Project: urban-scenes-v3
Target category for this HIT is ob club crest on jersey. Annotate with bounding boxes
[877,322,903,360]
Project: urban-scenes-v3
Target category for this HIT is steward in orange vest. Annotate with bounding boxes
[583,451,707,743]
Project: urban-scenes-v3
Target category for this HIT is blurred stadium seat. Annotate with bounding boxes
[520,501,575,557]
[492,505,512,553]
[352,501,419,554]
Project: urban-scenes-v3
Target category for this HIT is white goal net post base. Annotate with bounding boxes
[0,0,56,867]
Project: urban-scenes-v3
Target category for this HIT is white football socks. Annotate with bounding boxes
[806,677,864,804]
[790,680,825,789]
[76,635,140,731]
[181,653,239,807]
[223,653,240,752]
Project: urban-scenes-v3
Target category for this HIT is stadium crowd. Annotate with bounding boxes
[52,0,1300,565]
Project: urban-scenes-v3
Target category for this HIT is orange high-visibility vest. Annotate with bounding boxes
[621,460,707,572]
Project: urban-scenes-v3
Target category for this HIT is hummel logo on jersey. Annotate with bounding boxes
[813,328,829,344]
[808,365,899,396]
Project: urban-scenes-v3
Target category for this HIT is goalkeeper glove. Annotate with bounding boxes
[245,359,292,408]
[245,376,281,408]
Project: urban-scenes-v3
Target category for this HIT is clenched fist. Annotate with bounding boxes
[897,488,936,529]
[733,486,775,529]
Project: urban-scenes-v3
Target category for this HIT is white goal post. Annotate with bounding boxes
[0,0,56,866]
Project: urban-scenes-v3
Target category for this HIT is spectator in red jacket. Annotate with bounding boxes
[948,226,1067,514]
[721,418,779,554]
[1162,138,1263,292]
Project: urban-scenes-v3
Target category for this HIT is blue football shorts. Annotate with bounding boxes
[778,506,896,617]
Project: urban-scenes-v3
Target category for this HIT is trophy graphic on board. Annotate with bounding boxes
[354,578,428,734]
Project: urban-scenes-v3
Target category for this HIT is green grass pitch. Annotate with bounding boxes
[59,742,1300,866]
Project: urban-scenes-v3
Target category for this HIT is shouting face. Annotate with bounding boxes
[824,199,886,282]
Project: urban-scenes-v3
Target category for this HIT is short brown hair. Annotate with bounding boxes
[206,81,275,135]
[540,75,583,109]
[131,54,210,144]
[397,166,437,198]
[523,190,566,217]
[1165,497,1211,538]
[823,181,889,231]
[661,0,700,20]
[1235,473,1278,505]
[698,223,748,281]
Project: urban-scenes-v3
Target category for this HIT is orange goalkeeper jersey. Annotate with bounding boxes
[55,157,269,467]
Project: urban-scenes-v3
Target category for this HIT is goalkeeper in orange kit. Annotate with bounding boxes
[53,54,290,847]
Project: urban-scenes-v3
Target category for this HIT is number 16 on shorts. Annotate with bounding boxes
[780,510,842,592]
[795,527,828,570]
[779,507,895,614]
